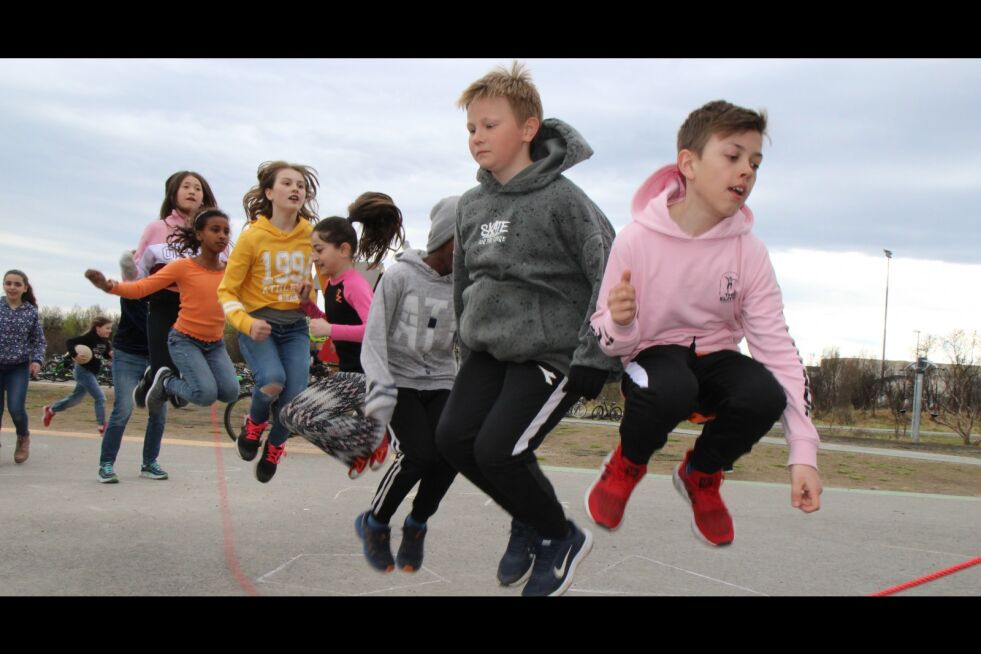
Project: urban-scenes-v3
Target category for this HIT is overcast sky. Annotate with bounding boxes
[1,58,978,364]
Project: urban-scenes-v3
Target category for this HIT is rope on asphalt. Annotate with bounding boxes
[870,556,981,596]
[211,404,262,597]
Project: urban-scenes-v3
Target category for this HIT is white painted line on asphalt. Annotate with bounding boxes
[633,555,769,595]
[878,544,977,559]
[256,554,303,583]
[332,486,375,500]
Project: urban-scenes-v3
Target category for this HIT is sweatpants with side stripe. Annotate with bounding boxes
[435,351,580,539]
[369,388,457,525]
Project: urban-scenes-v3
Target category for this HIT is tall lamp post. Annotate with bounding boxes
[878,249,893,413]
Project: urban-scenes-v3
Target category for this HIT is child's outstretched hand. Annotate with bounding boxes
[790,464,823,513]
[609,270,637,326]
[84,269,114,292]
[309,318,332,338]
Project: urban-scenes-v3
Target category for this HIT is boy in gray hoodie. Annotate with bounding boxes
[354,197,460,574]
[434,62,620,597]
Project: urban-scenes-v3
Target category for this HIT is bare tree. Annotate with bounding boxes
[930,330,980,445]
[881,372,912,439]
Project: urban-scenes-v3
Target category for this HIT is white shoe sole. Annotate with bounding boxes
[549,527,594,597]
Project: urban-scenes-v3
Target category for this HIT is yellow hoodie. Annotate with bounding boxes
[218,215,314,335]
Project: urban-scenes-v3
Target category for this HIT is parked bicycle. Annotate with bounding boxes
[565,398,587,418]
[590,400,623,421]
[39,356,74,382]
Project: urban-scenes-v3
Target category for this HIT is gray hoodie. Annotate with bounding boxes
[454,118,621,377]
[361,248,456,429]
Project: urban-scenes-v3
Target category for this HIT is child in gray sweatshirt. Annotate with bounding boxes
[353,196,460,573]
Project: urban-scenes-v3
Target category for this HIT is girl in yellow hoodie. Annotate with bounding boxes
[217,161,319,484]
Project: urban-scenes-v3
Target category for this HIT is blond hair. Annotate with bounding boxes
[457,61,543,124]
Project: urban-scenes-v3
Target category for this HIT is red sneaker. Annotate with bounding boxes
[368,432,390,471]
[255,440,286,483]
[672,449,734,546]
[348,456,368,480]
[584,444,647,530]
[237,416,268,462]
[42,405,55,428]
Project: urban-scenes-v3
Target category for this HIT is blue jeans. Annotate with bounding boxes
[238,319,309,446]
[51,364,106,424]
[165,330,240,407]
[0,362,30,436]
[100,349,167,466]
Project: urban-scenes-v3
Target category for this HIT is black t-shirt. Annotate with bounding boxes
[65,330,112,375]
[323,279,364,373]
[112,298,149,356]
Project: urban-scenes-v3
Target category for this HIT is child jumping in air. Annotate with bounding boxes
[85,209,239,424]
[300,192,405,478]
[435,63,620,597]
[585,100,822,548]
[353,196,459,574]
[218,161,319,484]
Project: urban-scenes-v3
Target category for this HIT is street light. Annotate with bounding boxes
[879,249,893,404]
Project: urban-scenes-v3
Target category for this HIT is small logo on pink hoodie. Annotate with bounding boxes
[719,272,738,303]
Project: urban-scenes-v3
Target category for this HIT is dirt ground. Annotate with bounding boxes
[15,383,981,497]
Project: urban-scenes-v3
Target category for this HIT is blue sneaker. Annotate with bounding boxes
[395,516,427,573]
[354,512,394,573]
[140,461,169,480]
[521,520,593,597]
[497,518,535,586]
[98,461,119,484]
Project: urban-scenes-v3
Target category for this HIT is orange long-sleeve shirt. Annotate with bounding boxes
[111,258,227,342]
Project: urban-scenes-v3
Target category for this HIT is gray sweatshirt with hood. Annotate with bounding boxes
[361,248,456,430]
[454,118,621,377]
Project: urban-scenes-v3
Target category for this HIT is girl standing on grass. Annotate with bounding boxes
[0,270,46,464]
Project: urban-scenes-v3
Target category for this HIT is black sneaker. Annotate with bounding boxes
[354,511,395,573]
[237,416,267,462]
[395,516,427,572]
[169,393,189,409]
[254,439,286,483]
[132,366,153,409]
[521,520,593,597]
[497,518,535,586]
[145,367,173,416]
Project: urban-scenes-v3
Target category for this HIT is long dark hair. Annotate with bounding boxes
[159,171,218,220]
[4,270,37,306]
[346,191,405,267]
[242,161,319,227]
[168,208,230,256]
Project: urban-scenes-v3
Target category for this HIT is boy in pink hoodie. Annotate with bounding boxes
[585,100,822,547]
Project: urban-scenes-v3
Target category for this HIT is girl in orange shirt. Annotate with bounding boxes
[85,209,239,416]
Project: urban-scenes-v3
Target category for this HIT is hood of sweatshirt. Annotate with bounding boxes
[631,164,754,240]
[475,118,593,194]
[394,248,451,283]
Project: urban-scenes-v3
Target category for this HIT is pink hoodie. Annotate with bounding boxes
[590,164,819,468]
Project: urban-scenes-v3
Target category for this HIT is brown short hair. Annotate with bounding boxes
[457,61,543,124]
[242,161,319,226]
[678,100,768,155]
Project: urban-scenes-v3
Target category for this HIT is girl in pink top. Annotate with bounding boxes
[585,101,822,547]
[131,171,219,409]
